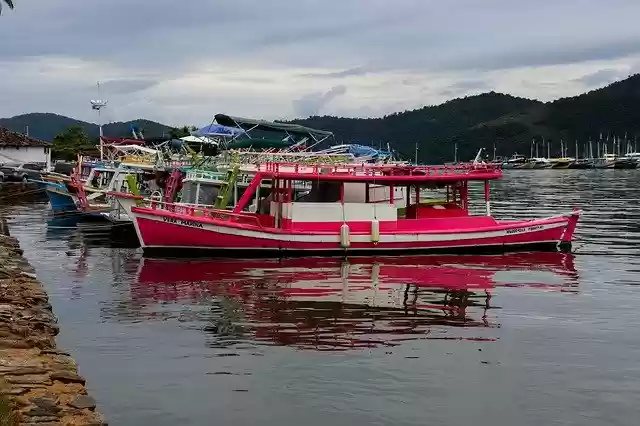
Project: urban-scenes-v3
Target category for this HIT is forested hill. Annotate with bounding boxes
[293,74,640,162]
[0,113,171,142]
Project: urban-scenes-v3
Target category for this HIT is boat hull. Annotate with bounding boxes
[44,182,78,214]
[131,208,581,256]
[614,160,638,169]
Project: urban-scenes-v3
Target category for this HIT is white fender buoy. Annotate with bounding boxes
[371,219,380,244]
[340,223,351,248]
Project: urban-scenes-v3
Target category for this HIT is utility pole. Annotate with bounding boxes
[90,81,108,161]
[414,142,419,165]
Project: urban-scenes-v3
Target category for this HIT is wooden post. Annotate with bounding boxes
[406,186,411,209]
[484,180,491,216]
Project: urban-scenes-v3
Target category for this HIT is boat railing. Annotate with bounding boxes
[148,201,264,228]
[259,162,501,177]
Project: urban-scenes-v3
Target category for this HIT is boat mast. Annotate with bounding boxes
[575,140,578,159]
[90,82,108,161]
[530,139,534,159]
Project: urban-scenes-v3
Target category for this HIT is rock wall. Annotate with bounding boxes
[0,218,106,426]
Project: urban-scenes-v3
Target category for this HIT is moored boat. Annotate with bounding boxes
[130,162,581,256]
[501,154,527,169]
[549,157,576,169]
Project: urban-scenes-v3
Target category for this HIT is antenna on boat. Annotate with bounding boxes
[90,81,108,161]
[473,148,484,165]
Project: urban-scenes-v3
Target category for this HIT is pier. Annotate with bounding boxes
[0,218,105,425]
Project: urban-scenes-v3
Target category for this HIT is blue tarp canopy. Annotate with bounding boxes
[343,144,392,159]
[196,124,245,138]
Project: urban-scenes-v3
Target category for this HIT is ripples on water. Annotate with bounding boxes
[3,170,640,426]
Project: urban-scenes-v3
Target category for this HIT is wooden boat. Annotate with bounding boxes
[130,162,581,255]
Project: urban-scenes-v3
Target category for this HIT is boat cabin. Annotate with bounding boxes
[222,163,502,231]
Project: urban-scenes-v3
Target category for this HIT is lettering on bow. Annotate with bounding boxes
[505,224,544,235]
[162,216,204,228]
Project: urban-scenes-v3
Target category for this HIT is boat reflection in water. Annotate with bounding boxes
[129,253,579,351]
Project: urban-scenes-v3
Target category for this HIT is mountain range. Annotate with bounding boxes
[2,74,640,162]
[0,114,172,143]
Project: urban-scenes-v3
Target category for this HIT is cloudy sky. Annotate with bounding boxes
[1,0,639,126]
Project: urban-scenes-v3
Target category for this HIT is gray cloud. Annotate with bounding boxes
[92,79,158,95]
[301,66,374,79]
[2,0,640,122]
[438,79,490,97]
[293,85,348,117]
[573,69,625,86]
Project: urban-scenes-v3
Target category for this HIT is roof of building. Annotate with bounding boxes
[0,127,50,147]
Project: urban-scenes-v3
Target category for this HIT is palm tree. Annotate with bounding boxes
[0,0,14,14]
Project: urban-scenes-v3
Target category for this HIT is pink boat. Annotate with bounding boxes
[130,162,581,255]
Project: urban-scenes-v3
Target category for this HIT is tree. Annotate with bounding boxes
[51,126,95,160]
[0,0,14,14]
[168,125,193,139]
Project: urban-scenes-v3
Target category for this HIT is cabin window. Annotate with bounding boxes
[181,182,198,204]
[295,181,341,203]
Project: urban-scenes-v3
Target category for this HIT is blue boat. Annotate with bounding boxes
[42,181,78,215]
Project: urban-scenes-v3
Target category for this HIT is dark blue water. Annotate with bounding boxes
[3,170,640,426]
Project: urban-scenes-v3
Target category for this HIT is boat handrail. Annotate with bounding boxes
[258,161,501,178]
[149,201,264,228]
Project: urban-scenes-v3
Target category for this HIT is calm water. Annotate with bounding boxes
[3,170,640,426]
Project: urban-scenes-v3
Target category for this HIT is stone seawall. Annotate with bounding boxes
[0,218,106,425]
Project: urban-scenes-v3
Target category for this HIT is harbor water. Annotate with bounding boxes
[3,169,640,426]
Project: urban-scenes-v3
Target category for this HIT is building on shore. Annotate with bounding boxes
[0,126,52,167]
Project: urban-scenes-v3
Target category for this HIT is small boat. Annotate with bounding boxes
[615,154,638,169]
[528,158,552,169]
[593,154,617,169]
[43,180,78,215]
[501,154,527,169]
[549,157,576,169]
[568,159,593,169]
[130,162,581,256]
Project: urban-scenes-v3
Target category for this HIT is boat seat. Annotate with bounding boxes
[405,203,467,219]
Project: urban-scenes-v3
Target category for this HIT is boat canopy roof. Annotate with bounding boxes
[226,138,296,150]
[254,163,502,184]
[214,114,334,140]
[195,124,245,138]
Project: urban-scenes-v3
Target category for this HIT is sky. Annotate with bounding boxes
[1,0,640,126]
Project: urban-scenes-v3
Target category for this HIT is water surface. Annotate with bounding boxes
[4,170,640,426]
